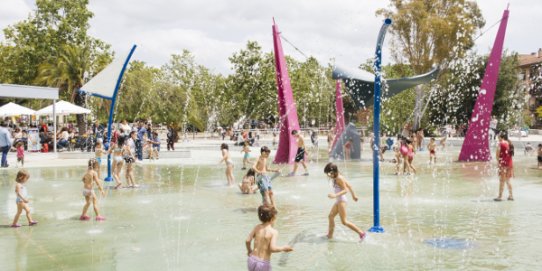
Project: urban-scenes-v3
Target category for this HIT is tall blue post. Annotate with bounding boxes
[369,18,392,233]
[104,45,137,181]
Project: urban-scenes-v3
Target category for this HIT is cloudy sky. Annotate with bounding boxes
[1,0,541,74]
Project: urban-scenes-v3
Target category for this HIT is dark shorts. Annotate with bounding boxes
[538,156,542,163]
[294,147,305,162]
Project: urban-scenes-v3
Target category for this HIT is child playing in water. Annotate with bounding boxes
[220,143,235,186]
[289,130,309,176]
[323,163,366,241]
[80,158,106,221]
[245,205,293,270]
[11,170,38,227]
[95,140,104,179]
[403,139,416,175]
[16,141,24,168]
[241,141,251,170]
[427,137,437,164]
[110,138,124,189]
[123,132,138,188]
[253,146,280,207]
[538,144,542,169]
[148,131,160,160]
[239,168,258,194]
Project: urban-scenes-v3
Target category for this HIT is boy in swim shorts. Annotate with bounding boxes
[253,146,280,207]
[288,130,309,176]
[245,205,292,271]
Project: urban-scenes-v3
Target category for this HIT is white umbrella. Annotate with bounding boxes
[0,102,36,117]
[36,100,91,116]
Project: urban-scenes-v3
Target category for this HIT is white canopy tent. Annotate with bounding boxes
[0,102,36,117]
[0,84,59,152]
[36,100,91,115]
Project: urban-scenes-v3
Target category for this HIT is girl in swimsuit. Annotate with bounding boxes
[123,133,138,188]
[95,140,104,179]
[80,159,106,221]
[220,143,235,186]
[11,170,38,227]
[110,138,125,189]
[324,163,366,241]
[239,168,258,194]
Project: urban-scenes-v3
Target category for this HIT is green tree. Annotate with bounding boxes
[224,41,276,127]
[377,0,485,129]
[0,0,111,132]
[428,51,520,131]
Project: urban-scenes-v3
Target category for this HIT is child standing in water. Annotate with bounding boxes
[241,141,251,170]
[95,140,104,179]
[245,205,293,270]
[11,170,38,227]
[110,138,125,189]
[123,132,138,188]
[537,144,542,169]
[427,137,437,164]
[324,163,366,241]
[289,130,309,176]
[80,159,106,221]
[220,143,235,186]
[16,141,24,168]
[239,168,258,194]
[253,146,280,207]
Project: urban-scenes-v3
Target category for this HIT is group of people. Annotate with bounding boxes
[221,129,366,270]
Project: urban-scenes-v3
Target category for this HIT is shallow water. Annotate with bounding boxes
[1,146,542,270]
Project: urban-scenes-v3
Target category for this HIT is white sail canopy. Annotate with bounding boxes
[36,100,91,116]
[80,46,135,99]
[0,102,36,117]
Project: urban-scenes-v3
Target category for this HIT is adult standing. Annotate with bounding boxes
[494,132,514,201]
[166,124,176,151]
[0,122,13,167]
[136,121,146,161]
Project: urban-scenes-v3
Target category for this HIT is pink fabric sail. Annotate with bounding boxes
[459,8,510,161]
[331,80,345,151]
[272,19,301,164]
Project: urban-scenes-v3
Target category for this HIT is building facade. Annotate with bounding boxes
[518,48,542,128]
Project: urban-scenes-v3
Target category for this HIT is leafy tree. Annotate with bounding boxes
[223,41,276,127]
[0,0,111,133]
[377,0,485,129]
[428,51,521,131]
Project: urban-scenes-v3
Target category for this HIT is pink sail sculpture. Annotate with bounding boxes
[272,19,301,164]
[331,80,345,151]
[459,8,510,161]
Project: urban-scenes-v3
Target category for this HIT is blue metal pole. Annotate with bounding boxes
[104,45,137,182]
[369,18,391,233]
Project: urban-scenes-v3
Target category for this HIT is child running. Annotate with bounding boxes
[11,170,38,227]
[288,130,309,176]
[16,141,24,168]
[427,137,437,164]
[253,146,280,207]
[220,143,235,186]
[241,141,251,170]
[324,162,366,241]
[239,168,258,194]
[245,205,293,271]
[80,159,106,221]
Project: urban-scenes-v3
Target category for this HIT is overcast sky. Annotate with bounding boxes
[1,0,541,74]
